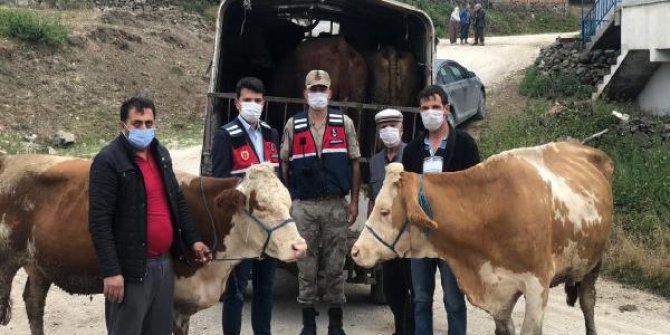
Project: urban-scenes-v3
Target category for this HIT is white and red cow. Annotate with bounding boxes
[0,156,306,335]
[352,141,614,335]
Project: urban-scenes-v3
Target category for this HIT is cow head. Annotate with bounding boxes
[216,163,306,262]
[351,163,438,268]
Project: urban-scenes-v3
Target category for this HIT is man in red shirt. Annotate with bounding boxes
[89,97,211,335]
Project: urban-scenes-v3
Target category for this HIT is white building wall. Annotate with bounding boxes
[621,0,670,51]
[638,63,670,116]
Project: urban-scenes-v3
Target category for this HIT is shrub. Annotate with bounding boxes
[0,8,69,47]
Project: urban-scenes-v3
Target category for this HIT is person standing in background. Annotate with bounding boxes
[459,3,471,44]
[449,5,461,45]
[473,3,486,46]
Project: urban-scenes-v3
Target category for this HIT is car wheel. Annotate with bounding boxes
[475,91,486,119]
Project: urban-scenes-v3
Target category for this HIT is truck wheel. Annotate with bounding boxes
[370,268,386,304]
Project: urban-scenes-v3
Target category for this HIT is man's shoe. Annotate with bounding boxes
[328,307,346,335]
[300,307,318,335]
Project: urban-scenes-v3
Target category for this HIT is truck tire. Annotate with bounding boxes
[370,267,386,304]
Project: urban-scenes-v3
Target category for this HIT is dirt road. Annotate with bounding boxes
[437,33,575,89]
[4,34,670,335]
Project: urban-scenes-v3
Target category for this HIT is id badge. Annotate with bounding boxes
[423,156,444,174]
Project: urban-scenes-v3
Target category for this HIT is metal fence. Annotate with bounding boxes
[581,0,622,44]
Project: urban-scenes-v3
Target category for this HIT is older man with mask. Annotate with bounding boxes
[368,109,414,335]
[281,69,361,335]
[402,85,480,335]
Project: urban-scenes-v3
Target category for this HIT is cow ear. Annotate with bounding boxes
[399,172,438,230]
[215,189,247,213]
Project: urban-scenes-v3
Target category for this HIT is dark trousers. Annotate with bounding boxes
[459,23,470,41]
[222,258,278,335]
[105,255,174,335]
[474,26,485,45]
[383,258,415,335]
[411,258,467,335]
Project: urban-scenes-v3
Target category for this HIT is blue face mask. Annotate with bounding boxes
[124,125,155,150]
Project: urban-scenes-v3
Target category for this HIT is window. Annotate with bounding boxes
[448,64,465,81]
[437,65,457,84]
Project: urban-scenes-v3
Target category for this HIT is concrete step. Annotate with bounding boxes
[593,49,661,101]
[593,50,627,100]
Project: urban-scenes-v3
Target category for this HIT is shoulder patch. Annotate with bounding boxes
[225,125,243,136]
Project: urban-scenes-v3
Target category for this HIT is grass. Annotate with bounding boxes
[520,66,593,100]
[478,89,670,297]
[398,1,580,37]
[0,7,69,47]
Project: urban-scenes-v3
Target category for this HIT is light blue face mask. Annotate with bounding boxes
[124,125,155,150]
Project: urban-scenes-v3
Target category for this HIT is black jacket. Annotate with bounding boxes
[401,126,480,174]
[88,135,201,281]
[474,9,486,29]
[211,118,280,178]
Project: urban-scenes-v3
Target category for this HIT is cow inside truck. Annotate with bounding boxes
[201,0,435,303]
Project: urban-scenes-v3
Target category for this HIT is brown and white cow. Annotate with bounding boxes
[0,155,306,335]
[352,142,614,335]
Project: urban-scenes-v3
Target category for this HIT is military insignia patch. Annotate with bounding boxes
[241,150,250,161]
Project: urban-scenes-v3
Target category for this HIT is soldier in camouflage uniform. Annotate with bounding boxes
[280,70,361,335]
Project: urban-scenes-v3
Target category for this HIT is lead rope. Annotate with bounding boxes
[417,176,435,237]
[200,177,219,255]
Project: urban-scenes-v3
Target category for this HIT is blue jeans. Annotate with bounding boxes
[411,258,466,335]
[222,258,278,335]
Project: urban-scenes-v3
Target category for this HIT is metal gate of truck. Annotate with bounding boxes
[202,92,423,177]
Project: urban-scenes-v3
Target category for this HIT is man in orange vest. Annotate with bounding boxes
[212,77,280,335]
[280,70,361,335]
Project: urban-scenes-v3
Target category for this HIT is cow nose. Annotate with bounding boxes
[291,239,307,258]
[351,246,360,258]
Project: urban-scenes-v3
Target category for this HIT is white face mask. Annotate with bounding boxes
[307,92,329,110]
[379,127,401,148]
[421,109,445,131]
[240,102,263,124]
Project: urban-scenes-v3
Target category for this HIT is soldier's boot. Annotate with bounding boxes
[327,306,346,335]
[300,307,318,335]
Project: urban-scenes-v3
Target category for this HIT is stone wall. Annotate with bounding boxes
[535,38,619,86]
